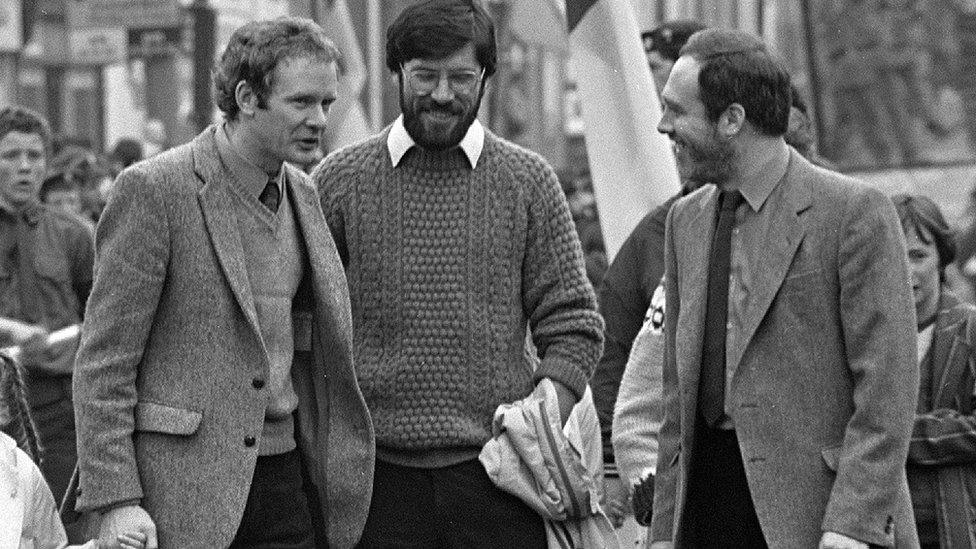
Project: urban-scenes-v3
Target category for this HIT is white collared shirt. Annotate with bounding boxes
[386,114,485,169]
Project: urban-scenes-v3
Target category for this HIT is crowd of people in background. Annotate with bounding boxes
[5,0,976,548]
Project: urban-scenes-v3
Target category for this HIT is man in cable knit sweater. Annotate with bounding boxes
[313,1,603,546]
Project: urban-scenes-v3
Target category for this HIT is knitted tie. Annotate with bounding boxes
[699,189,743,427]
[259,177,281,213]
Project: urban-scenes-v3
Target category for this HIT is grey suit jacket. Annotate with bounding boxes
[651,150,920,548]
[70,127,374,548]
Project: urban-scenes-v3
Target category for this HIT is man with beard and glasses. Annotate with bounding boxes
[68,17,373,548]
[649,29,920,549]
[313,1,603,547]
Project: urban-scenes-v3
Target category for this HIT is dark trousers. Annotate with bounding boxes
[230,449,316,549]
[32,394,76,505]
[682,424,768,549]
[357,458,547,549]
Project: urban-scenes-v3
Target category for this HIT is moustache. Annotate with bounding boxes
[418,100,464,116]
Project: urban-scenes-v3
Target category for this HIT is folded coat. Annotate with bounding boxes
[480,379,619,549]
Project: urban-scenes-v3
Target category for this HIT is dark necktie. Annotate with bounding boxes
[699,189,743,427]
[259,177,281,213]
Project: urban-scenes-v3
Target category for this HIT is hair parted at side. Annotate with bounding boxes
[386,0,497,77]
[679,28,791,137]
[891,193,957,270]
[0,106,51,151]
[214,16,341,121]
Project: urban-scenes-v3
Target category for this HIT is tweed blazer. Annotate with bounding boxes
[69,127,374,548]
[651,150,920,548]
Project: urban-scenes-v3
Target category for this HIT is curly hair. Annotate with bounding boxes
[0,353,40,463]
[0,106,51,152]
[213,16,341,122]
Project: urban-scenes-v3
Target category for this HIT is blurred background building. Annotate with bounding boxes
[3,0,976,251]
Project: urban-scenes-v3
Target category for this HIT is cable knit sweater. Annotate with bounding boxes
[314,127,603,467]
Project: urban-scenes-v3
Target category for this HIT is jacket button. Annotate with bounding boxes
[244,436,256,447]
[252,378,265,389]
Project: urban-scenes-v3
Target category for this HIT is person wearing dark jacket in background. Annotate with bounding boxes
[893,193,976,549]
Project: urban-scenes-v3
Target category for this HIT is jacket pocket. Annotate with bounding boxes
[821,444,842,471]
[135,402,202,435]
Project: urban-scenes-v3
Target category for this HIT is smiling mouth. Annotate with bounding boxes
[423,110,458,122]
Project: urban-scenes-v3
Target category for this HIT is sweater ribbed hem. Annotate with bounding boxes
[258,416,296,456]
[376,445,482,469]
[534,356,590,400]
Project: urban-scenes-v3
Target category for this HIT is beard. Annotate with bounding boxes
[400,79,485,152]
[677,128,735,185]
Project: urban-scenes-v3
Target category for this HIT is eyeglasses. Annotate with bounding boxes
[401,65,485,95]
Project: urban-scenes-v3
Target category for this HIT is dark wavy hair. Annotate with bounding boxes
[0,106,51,152]
[679,28,791,137]
[891,193,957,271]
[214,16,341,121]
[386,0,497,77]
[0,353,40,463]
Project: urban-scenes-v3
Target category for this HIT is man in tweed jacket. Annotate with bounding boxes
[650,29,918,548]
[69,18,373,548]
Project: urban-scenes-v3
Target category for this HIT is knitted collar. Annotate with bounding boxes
[387,114,484,169]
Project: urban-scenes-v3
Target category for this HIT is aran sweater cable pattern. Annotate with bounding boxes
[315,128,603,464]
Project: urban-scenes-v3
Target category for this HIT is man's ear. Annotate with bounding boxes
[717,103,746,139]
[235,80,258,117]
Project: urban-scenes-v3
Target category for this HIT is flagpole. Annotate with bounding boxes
[367,0,384,130]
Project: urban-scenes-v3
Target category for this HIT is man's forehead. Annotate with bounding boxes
[404,43,479,69]
[661,56,700,101]
[0,131,46,150]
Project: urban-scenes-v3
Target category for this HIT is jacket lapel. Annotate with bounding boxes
[677,186,719,395]
[284,165,353,354]
[931,291,966,406]
[192,128,262,338]
[727,155,812,377]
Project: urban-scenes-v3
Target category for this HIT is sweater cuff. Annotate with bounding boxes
[94,498,142,515]
[534,357,589,400]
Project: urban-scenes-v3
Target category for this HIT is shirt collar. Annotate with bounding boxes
[215,123,284,198]
[386,114,485,169]
[737,145,791,213]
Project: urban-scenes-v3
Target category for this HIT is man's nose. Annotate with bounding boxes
[657,113,673,136]
[430,76,454,103]
[17,153,33,171]
[308,105,328,128]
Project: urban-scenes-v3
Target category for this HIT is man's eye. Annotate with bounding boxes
[450,74,476,86]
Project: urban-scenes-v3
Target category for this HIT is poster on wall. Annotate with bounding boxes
[804,0,976,171]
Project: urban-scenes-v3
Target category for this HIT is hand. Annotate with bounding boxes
[648,542,674,549]
[632,474,655,526]
[601,475,629,528]
[549,379,577,426]
[17,325,50,365]
[818,531,868,549]
[117,532,148,549]
[98,506,157,549]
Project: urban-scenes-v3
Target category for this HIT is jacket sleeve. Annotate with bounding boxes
[821,188,919,546]
[72,165,171,512]
[593,213,662,463]
[611,311,664,485]
[909,406,976,465]
[523,161,604,400]
[909,325,976,464]
[650,206,681,543]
